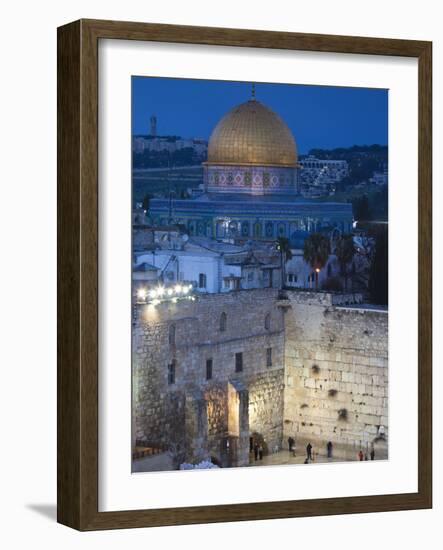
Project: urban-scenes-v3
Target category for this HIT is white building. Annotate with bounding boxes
[133,237,280,295]
[284,252,340,289]
[369,169,388,186]
[298,156,349,197]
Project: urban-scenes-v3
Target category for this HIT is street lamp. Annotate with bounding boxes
[315,267,321,290]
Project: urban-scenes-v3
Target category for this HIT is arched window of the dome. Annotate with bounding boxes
[263,172,270,187]
[244,172,252,186]
[277,223,287,237]
[241,222,250,237]
[253,222,262,238]
[188,220,196,235]
[265,222,274,238]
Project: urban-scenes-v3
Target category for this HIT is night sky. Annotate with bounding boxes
[132,77,388,154]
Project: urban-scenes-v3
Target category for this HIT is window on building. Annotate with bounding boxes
[168,324,176,346]
[235,352,243,373]
[220,312,227,332]
[206,358,213,380]
[264,313,271,330]
[198,273,207,289]
[266,347,272,367]
[167,361,176,385]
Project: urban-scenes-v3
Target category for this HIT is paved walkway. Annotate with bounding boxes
[132,452,173,473]
[248,437,388,467]
[248,449,354,467]
[133,439,388,472]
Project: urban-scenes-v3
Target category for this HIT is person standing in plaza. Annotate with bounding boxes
[327,441,333,459]
[288,436,295,455]
[306,442,312,461]
[370,446,375,460]
[358,449,364,461]
[254,442,259,461]
[258,444,264,460]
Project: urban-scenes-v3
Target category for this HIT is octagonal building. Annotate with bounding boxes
[149,94,353,240]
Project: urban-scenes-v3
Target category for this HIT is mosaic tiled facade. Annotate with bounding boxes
[204,165,297,195]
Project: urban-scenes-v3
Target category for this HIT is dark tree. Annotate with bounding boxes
[335,234,355,291]
[368,226,388,305]
[142,193,152,212]
[303,233,330,290]
[353,194,371,221]
[276,237,293,289]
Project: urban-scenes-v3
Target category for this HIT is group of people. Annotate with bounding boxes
[358,448,376,461]
[288,437,376,463]
[288,437,333,463]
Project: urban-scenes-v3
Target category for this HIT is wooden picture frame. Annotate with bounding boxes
[57,19,432,530]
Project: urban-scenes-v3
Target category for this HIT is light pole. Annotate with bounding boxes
[315,267,320,290]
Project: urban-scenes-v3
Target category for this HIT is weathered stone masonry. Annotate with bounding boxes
[133,289,285,467]
[133,289,388,467]
[283,292,388,457]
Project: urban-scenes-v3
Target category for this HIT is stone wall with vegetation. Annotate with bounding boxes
[283,292,388,457]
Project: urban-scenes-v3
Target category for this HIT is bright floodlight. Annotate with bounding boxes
[167,288,174,296]
[174,285,182,294]
[157,286,165,297]
[149,289,157,299]
[182,286,189,294]
[137,288,147,300]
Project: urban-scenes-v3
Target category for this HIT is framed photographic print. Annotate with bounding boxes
[57,19,432,530]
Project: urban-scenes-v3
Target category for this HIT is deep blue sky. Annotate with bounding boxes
[132,77,388,154]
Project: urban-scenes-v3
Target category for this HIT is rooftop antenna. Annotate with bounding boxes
[251,82,256,100]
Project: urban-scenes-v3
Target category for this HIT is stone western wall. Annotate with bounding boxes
[133,289,388,467]
[283,292,388,458]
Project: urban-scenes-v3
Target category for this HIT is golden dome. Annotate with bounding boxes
[207,99,297,167]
